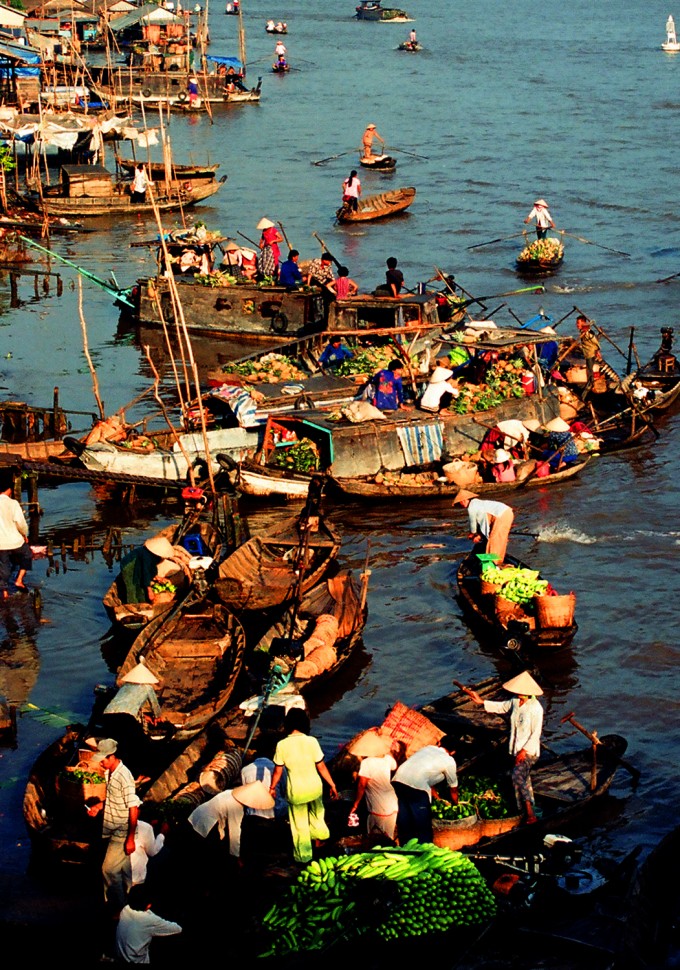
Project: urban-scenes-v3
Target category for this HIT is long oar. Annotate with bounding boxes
[390,146,429,160]
[560,230,631,258]
[311,231,343,271]
[655,268,680,284]
[18,235,134,307]
[561,711,641,783]
[312,149,356,166]
[467,232,528,250]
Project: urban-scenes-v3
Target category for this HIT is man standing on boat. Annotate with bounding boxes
[362,123,385,160]
[93,738,141,917]
[452,490,514,565]
[576,313,602,389]
[131,164,149,204]
[524,198,555,239]
[460,672,544,826]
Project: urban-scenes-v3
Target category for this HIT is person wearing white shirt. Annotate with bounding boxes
[453,490,514,565]
[0,475,32,597]
[115,884,181,964]
[392,737,458,844]
[419,366,459,413]
[461,671,544,825]
[131,817,167,886]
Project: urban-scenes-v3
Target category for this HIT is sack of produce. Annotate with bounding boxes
[341,400,386,423]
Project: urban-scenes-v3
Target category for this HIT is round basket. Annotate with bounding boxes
[432,814,481,851]
[480,579,502,596]
[535,592,576,628]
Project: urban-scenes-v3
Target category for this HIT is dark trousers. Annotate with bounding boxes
[393,781,433,844]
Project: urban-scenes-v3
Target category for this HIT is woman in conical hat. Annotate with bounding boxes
[524,197,555,239]
[460,673,544,824]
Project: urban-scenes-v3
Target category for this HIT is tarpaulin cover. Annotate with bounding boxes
[205,54,243,71]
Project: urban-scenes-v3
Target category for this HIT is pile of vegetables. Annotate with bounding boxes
[481,564,550,605]
[517,237,564,263]
[222,353,308,383]
[150,579,177,595]
[432,775,516,822]
[335,345,406,377]
[449,360,525,414]
[61,766,106,785]
[270,438,320,473]
[260,841,496,955]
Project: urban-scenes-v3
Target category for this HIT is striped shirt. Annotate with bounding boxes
[103,761,141,842]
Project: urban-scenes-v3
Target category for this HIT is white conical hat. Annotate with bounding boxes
[495,449,512,463]
[503,671,543,696]
[120,662,159,686]
[544,417,571,433]
[430,366,454,384]
[231,780,275,810]
[534,198,548,207]
[523,419,541,432]
[144,536,175,559]
[257,217,275,230]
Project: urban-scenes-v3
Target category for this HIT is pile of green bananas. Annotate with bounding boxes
[433,775,516,822]
[260,841,496,955]
[482,564,549,605]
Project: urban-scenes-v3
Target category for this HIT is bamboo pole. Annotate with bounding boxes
[77,277,106,420]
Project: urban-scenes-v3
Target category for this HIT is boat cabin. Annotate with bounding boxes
[327,293,440,333]
[60,164,114,198]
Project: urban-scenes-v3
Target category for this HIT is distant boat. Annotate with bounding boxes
[662,14,680,50]
[355,2,411,22]
[397,40,421,51]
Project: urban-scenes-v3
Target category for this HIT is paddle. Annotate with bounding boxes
[467,232,528,250]
[655,268,680,284]
[560,231,631,258]
[561,711,641,783]
[311,231,343,271]
[390,147,429,160]
[312,149,356,166]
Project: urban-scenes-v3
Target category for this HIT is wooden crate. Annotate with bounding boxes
[61,165,114,199]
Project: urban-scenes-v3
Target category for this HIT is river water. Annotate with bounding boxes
[1,0,679,960]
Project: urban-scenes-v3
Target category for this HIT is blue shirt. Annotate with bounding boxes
[319,341,353,367]
[372,368,403,410]
[278,258,303,288]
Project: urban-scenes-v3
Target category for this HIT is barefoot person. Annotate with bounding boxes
[459,672,544,825]
[452,489,514,565]
[362,123,385,160]
[0,471,32,598]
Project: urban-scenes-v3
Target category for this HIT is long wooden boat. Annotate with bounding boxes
[516,236,565,274]
[359,153,397,170]
[115,156,221,180]
[397,40,422,51]
[355,1,411,21]
[215,507,341,611]
[112,591,247,743]
[336,186,415,224]
[102,517,224,634]
[0,398,94,461]
[333,457,590,501]
[456,549,578,655]
[21,167,222,220]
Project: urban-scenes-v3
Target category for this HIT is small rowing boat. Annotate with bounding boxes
[456,549,578,656]
[516,235,564,274]
[359,153,397,170]
[397,40,421,51]
[336,186,415,223]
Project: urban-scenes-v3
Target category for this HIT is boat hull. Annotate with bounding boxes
[336,186,415,223]
[359,154,397,170]
[23,179,222,219]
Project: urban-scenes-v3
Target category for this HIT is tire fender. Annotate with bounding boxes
[187,458,210,485]
[271,312,288,334]
[141,87,152,98]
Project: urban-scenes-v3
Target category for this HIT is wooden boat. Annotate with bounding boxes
[112,592,247,743]
[102,517,225,634]
[21,165,222,221]
[115,157,221,180]
[272,61,290,73]
[0,397,94,461]
[215,502,341,612]
[516,236,565,274]
[266,23,288,33]
[355,1,411,21]
[336,186,416,224]
[359,153,397,170]
[456,549,578,655]
[333,457,590,501]
[397,41,422,51]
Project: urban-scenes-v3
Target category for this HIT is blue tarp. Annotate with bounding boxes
[0,39,41,77]
[205,54,243,71]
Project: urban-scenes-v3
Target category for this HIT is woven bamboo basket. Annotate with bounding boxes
[56,763,107,810]
[535,592,576,628]
[480,579,502,596]
[432,814,481,851]
[477,815,522,838]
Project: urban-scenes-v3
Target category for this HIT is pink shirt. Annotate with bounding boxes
[334,276,353,299]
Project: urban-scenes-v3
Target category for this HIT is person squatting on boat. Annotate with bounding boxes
[453,490,515,565]
[461,671,544,825]
[341,170,361,211]
[0,471,32,598]
[524,198,555,239]
[365,358,411,411]
[373,256,405,297]
[419,366,459,413]
[542,416,580,472]
[392,736,459,844]
[318,335,354,371]
[115,536,179,606]
[278,249,304,289]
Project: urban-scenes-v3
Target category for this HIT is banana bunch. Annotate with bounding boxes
[259,841,496,956]
[518,237,564,262]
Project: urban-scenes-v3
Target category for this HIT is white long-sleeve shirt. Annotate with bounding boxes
[483,696,543,757]
[131,820,165,886]
[188,789,244,857]
[0,493,28,551]
[115,905,181,964]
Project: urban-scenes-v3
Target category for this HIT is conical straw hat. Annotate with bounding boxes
[430,366,454,384]
[257,218,275,230]
[544,417,571,433]
[144,536,175,559]
[503,671,543,696]
[231,780,275,810]
[452,488,479,505]
[120,662,159,686]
